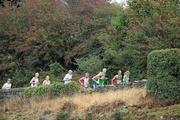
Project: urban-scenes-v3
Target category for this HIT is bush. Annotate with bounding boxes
[23,86,50,97]
[23,81,81,98]
[56,111,69,120]
[146,49,180,102]
[49,62,64,76]
[23,87,35,98]
[76,55,103,75]
[39,70,61,83]
[50,82,65,96]
[0,115,8,120]
[111,14,129,31]
[111,108,129,120]
[12,69,35,87]
[33,85,50,97]
[64,81,81,94]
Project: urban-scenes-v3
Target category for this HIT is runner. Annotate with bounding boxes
[2,79,12,90]
[63,70,72,84]
[123,71,130,85]
[30,72,39,87]
[92,68,107,89]
[79,73,90,95]
[112,70,123,86]
[43,75,50,86]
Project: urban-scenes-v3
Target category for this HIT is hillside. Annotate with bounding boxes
[1,88,180,120]
[0,0,179,120]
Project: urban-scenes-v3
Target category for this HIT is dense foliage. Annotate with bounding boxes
[23,81,81,97]
[76,55,103,75]
[0,0,179,87]
[146,49,180,102]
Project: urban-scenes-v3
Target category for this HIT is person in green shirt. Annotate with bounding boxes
[123,71,130,85]
[92,68,107,88]
[112,70,123,86]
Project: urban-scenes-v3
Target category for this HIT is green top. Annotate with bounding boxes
[124,76,129,82]
[99,72,106,80]
[117,75,122,81]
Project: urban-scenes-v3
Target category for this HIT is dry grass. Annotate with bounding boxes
[1,88,146,120]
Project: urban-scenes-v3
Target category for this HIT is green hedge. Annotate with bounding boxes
[51,82,65,96]
[23,81,81,97]
[146,48,180,102]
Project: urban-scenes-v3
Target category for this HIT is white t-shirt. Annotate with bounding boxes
[63,73,72,84]
[2,83,12,90]
[83,77,89,88]
[43,80,50,86]
[30,77,39,87]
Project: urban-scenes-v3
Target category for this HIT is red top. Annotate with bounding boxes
[112,77,118,86]
[80,79,84,86]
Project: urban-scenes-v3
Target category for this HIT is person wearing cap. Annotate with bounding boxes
[30,72,39,87]
[2,79,12,90]
[63,70,73,84]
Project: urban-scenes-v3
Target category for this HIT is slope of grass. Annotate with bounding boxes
[1,88,145,120]
[111,104,180,120]
[1,88,180,120]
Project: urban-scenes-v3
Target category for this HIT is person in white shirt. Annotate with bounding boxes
[79,73,90,95]
[30,72,39,87]
[2,79,12,90]
[63,70,72,84]
[43,75,50,86]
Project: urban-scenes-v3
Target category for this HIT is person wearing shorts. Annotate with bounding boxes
[79,73,90,95]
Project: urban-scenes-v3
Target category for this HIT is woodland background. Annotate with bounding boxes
[0,0,179,87]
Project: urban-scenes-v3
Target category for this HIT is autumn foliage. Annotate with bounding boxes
[0,0,179,87]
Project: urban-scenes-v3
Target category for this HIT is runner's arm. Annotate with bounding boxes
[92,72,101,81]
[111,75,117,85]
[78,77,83,84]
[30,77,34,84]
[123,75,126,82]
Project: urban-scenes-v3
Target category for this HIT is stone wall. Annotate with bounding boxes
[0,88,24,101]
[97,79,147,92]
[0,80,147,101]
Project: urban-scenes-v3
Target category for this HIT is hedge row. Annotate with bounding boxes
[23,81,81,97]
[146,48,180,102]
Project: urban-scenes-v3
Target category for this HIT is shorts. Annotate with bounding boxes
[80,86,88,93]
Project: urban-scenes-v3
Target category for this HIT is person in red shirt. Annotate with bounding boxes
[112,70,123,86]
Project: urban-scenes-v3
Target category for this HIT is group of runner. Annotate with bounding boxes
[1,73,51,89]
[77,68,130,94]
[1,68,130,92]
[30,73,50,87]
